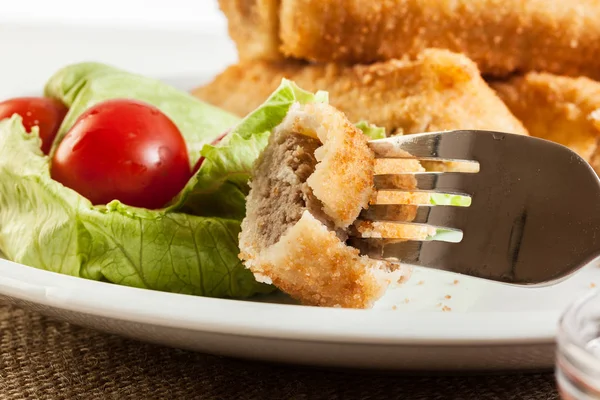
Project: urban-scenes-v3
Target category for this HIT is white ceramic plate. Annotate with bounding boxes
[0,21,597,371]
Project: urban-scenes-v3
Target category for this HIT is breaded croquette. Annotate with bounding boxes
[219,0,280,62]
[239,102,411,308]
[493,73,600,171]
[194,49,528,136]
[220,0,600,79]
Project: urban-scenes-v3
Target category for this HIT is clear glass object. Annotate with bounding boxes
[557,290,600,399]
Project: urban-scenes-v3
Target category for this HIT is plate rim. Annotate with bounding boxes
[0,259,557,346]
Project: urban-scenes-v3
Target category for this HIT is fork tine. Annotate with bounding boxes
[352,239,458,268]
[361,205,470,229]
[361,204,420,222]
[351,239,423,264]
[362,131,600,285]
[368,130,486,160]
[374,172,477,194]
[353,220,463,241]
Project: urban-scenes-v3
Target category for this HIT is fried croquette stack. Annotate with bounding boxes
[195,0,600,173]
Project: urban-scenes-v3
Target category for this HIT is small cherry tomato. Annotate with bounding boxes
[192,130,230,174]
[51,99,191,209]
[0,97,67,154]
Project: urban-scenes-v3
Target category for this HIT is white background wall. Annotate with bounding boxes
[0,1,224,31]
[0,1,235,96]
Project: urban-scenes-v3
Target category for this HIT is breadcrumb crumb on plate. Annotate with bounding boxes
[370,267,484,312]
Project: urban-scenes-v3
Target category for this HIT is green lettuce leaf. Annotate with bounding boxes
[429,193,472,207]
[0,72,332,298]
[172,79,329,218]
[355,120,386,140]
[2,63,388,298]
[426,194,470,242]
[426,228,464,243]
[0,116,271,297]
[44,62,239,166]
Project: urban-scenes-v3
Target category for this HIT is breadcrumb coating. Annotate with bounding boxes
[279,103,375,228]
[243,211,409,308]
[353,220,436,240]
[493,73,600,173]
[193,49,528,136]
[220,0,600,79]
[218,0,280,61]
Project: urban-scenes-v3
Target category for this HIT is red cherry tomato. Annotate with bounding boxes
[192,130,230,174]
[0,97,67,154]
[51,99,191,209]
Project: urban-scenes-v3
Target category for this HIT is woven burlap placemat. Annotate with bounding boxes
[0,302,558,399]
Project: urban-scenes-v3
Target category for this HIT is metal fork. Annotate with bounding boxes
[356,130,600,286]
